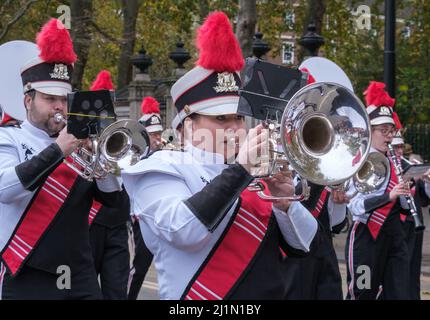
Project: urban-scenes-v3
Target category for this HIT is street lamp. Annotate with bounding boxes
[131,44,153,74]
[169,40,191,69]
[252,32,271,59]
[299,23,324,58]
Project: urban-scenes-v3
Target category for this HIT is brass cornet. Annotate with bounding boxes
[55,113,150,181]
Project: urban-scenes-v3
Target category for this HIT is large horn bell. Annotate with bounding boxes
[0,41,39,121]
[299,57,355,93]
[280,82,371,186]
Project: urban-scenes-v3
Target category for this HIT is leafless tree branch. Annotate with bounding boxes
[89,19,123,44]
[0,0,38,42]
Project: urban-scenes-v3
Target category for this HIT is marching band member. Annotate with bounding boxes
[127,97,163,300]
[0,19,123,300]
[283,70,348,300]
[284,182,348,300]
[122,11,317,300]
[345,81,411,300]
[391,129,429,299]
[87,70,131,300]
[138,97,164,151]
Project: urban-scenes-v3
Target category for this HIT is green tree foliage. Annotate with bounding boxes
[0,0,429,124]
[318,0,429,124]
[1,0,63,42]
[396,0,430,124]
[257,0,297,59]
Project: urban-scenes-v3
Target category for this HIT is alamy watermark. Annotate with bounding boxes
[57,5,71,29]
[351,5,371,30]
[356,264,371,290]
[56,265,71,290]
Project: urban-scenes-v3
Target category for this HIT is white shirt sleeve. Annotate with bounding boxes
[96,174,122,193]
[273,202,317,252]
[327,195,347,229]
[0,137,33,204]
[125,172,214,252]
[399,196,410,209]
[425,181,430,199]
[347,178,387,218]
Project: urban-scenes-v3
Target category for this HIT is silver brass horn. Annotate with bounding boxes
[0,41,39,122]
[350,152,390,195]
[55,114,150,181]
[250,82,371,201]
[281,82,371,185]
[97,119,150,175]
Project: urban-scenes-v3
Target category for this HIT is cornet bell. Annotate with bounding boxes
[98,119,150,173]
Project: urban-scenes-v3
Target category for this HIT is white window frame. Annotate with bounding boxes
[282,41,295,65]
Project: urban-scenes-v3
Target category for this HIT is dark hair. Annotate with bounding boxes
[188,113,200,120]
[177,113,200,130]
[24,90,36,110]
[26,90,36,99]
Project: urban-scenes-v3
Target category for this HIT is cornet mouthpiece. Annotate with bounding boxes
[54,113,66,123]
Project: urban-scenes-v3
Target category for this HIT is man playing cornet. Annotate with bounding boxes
[0,19,123,300]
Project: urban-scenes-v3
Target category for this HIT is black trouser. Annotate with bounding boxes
[128,220,153,300]
[403,220,424,300]
[284,228,343,300]
[90,223,130,300]
[1,264,101,300]
[345,220,410,300]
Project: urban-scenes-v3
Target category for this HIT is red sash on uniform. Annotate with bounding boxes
[311,187,330,218]
[182,188,273,300]
[367,161,398,240]
[88,200,103,226]
[1,162,79,276]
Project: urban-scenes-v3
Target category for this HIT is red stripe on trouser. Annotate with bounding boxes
[348,221,360,300]
[0,263,6,299]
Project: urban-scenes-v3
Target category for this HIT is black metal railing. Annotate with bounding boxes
[404,124,430,162]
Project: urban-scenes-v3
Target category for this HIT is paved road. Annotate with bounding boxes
[137,262,430,300]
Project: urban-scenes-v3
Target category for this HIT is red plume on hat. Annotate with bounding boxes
[141,97,160,115]
[392,112,403,130]
[363,81,395,108]
[36,18,77,64]
[300,67,316,85]
[196,11,244,73]
[90,70,114,91]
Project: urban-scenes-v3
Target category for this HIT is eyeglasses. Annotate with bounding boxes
[373,127,396,136]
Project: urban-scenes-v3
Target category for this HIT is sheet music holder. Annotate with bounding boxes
[67,90,116,139]
[403,163,430,181]
[237,58,308,121]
